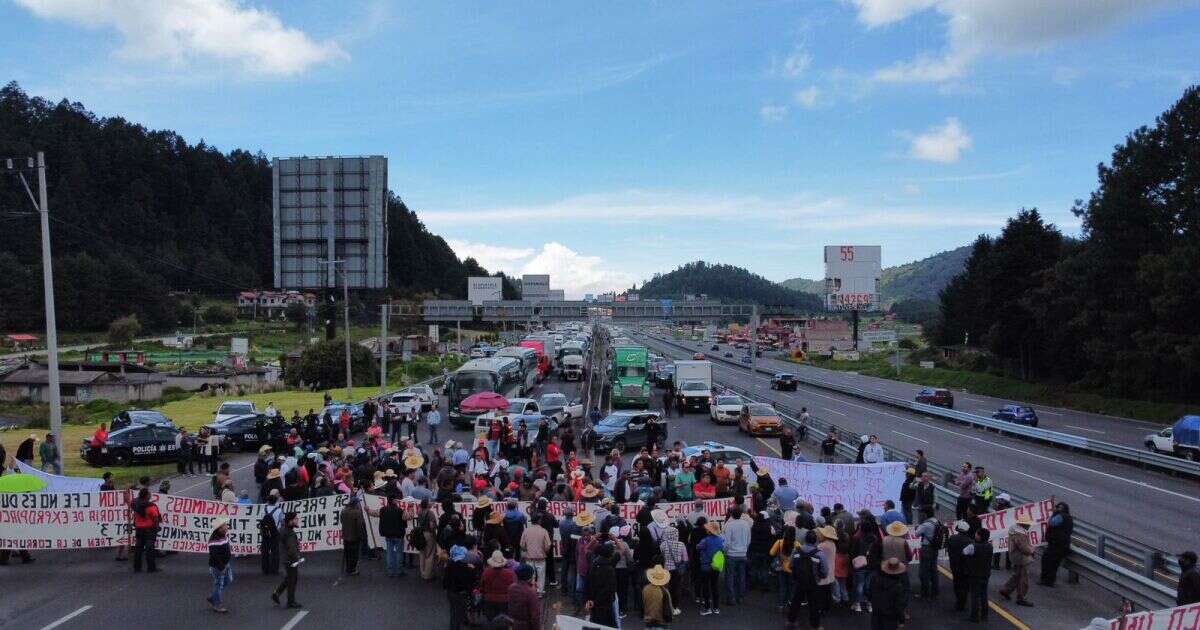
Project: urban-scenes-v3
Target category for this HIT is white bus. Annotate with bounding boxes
[494,346,538,395]
[447,357,524,428]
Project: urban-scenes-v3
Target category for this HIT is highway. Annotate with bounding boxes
[629,330,1199,561]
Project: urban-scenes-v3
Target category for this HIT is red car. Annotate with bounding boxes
[915,388,954,409]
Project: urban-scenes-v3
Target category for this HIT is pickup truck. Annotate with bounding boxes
[674,360,713,413]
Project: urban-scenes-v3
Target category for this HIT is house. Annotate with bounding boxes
[4,334,38,351]
[235,291,317,319]
[0,362,166,404]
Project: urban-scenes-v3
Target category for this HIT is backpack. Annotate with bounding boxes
[259,507,280,539]
[711,549,726,572]
[929,521,949,551]
[791,548,824,589]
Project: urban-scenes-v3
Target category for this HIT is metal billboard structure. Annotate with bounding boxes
[273,156,389,290]
[823,245,881,311]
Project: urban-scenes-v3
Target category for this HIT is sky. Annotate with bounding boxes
[2,0,1198,298]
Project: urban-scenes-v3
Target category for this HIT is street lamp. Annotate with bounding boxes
[3,152,63,473]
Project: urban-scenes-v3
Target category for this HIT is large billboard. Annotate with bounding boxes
[468,276,503,305]
[521,274,550,301]
[273,156,389,290]
[823,245,881,311]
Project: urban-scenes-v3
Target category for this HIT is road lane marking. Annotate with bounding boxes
[40,606,92,630]
[891,430,928,443]
[1037,409,1064,416]
[756,437,781,456]
[281,610,309,630]
[1065,425,1105,434]
[936,567,1031,630]
[821,407,847,416]
[1009,470,1093,498]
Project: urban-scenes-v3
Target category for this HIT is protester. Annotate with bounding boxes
[772,478,799,511]
[375,497,409,577]
[1040,502,1074,587]
[1178,551,1200,606]
[15,433,37,466]
[1000,515,1036,607]
[788,530,828,629]
[444,545,477,630]
[696,520,725,615]
[947,520,972,611]
[508,563,542,630]
[38,434,60,474]
[482,550,517,620]
[863,434,884,464]
[770,525,799,610]
[643,565,674,629]
[722,506,751,605]
[586,542,620,627]
[871,558,909,630]
[963,527,994,622]
[259,490,283,575]
[129,487,161,573]
[820,430,839,463]
[899,467,917,524]
[955,462,974,520]
[206,518,232,613]
[340,496,367,575]
[914,509,944,601]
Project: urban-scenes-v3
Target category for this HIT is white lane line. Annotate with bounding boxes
[822,407,847,416]
[281,610,309,630]
[1065,425,1105,435]
[1009,470,1093,498]
[775,381,1200,504]
[40,606,92,630]
[892,430,929,443]
[1037,409,1064,416]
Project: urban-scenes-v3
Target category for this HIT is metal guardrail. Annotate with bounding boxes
[641,333,1181,612]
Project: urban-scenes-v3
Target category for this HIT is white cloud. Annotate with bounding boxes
[445,240,633,299]
[759,104,788,123]
[15,0,347,77]
[773,44,812,78]
[852,0,1176,83]
[906,117,972,163]
[793,86,821,109]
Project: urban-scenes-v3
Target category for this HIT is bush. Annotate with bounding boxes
[898,337,919,350]
[292,337,378,390]
[107,314,141,346]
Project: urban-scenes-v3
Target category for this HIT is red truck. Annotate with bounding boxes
[519,340,552,381]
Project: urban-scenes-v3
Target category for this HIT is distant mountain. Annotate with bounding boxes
[780,245,973,308]
[637,261,824,310]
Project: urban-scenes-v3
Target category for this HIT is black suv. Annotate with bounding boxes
[770,373,798,391]
[591,411,667,453]
[81,423,180,467]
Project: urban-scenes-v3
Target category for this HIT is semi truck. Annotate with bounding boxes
[673,360,713,413]
[610,346,650,409]
[518,340,552,381]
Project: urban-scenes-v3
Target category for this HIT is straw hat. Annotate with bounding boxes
[405,454,425,470]
[373,470,386,482]
[445,440,456,451]
[476,496,493,509]
[1016,514,1033,527]
[487,510,504,525]
[29,433,39,441]
[486,550,507,568]
[211,517,229,533]
[817,525,838,541]
[881,557,906,575]
[886,521,909,537]
[574,511,595,527]
[704,521,722,536]
[599,496,615,507]
[581,486,600,499]
[266,469,281,480]
[258,444,273,455]
[646,565,671,587]
[372,479,387,491]
[383,469,398,479]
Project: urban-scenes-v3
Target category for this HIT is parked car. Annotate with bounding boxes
[403,385,437,411]
[665,441,767,483]
[538,393,583,422]
[915,388,954,409]
[81,422,180,467]
[709,394,745,425]
[505,398,542,417]
[205,413,268,452]
[1144,427,1175,455]
[770,373,798,391]
[992,404,1039,427]
[110,409,177,432]
[591,411,667,453]
[738,403,783,436]
[212,400,257,424]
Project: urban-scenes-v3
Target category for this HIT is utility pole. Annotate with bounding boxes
[318,259,352,401]
[4,154,63,472]
[379,303,388,395]
[750,305,759,398]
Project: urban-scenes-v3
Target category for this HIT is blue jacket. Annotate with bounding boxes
[880,509,907,527]
[697,534,725,570]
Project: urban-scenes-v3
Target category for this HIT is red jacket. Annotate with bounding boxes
[91,428,108,448]
[546,443,561,464]
[133,503,161,530]
[480,566,516,604]
[507,580,542,630]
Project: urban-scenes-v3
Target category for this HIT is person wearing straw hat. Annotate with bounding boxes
[947,520,973,611]
[787,529,829,629]
[871,558,909,630]
[481,550,516,620]
[642,565,674,628]
[999,514,1036,606]
[696,520,725,615]
[206,518,233,613]
[881,520,913,618]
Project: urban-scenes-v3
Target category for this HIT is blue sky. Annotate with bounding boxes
[3,0,1198,297]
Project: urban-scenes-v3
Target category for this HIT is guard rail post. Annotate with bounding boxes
[1142,550,1161,580]
[1096,534,1107,560]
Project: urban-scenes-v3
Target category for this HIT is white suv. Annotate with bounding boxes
[709,394,745,425]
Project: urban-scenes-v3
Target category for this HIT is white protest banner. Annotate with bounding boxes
[904,498,1055,561]
[1083,602,1200,630]
[15,460,103,493]
[752,457,904,515]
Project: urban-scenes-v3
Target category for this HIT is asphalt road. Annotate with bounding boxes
[631,332,1199,560]
[667,334,1172,444]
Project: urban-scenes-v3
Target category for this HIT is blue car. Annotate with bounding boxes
[992,405,1039,428]
[739,355,752,365]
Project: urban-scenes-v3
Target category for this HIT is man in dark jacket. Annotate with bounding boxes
[871,558,909,630]
[899,468,917,524]
[341,497,367,575]
[946,520,973,611]
[272,512,302,608]
[375,497,408,577]
[1039,502,1074,587]
[1178,551,1200,606]
[779,428,795,461]
[963,528,994,622]
[586,543,619,628]
[507,563,543,630]
[748,513,775,591]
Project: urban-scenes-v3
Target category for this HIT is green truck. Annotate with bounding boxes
[610,346,650,409]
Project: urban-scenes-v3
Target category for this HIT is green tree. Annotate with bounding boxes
[284,302,308,330]
[292,337,378,390]
[202,304,236,325]
[107,314,142,346]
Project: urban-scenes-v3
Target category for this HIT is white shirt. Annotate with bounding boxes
[863,443,885,463]
[266,406,278,419]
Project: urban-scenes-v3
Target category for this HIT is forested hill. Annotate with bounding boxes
[0,82,504,333]
[780,245,972,308]
[636,261,824,310]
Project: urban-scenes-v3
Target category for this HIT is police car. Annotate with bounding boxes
[81,422,181,466]
[205,413,268,452]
